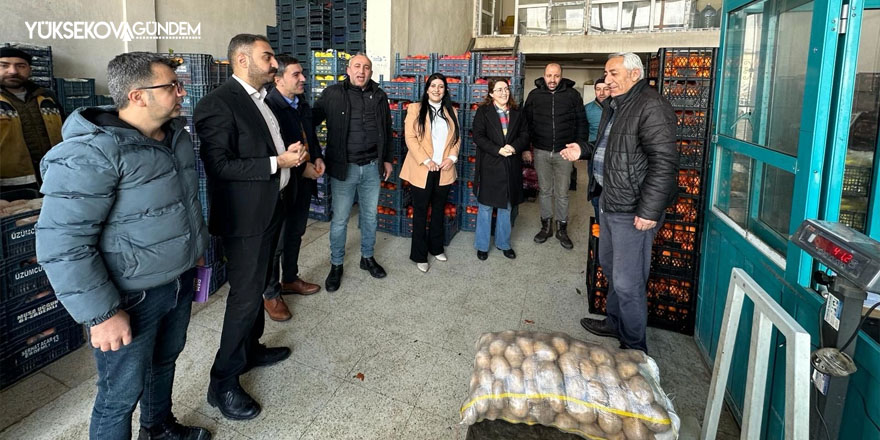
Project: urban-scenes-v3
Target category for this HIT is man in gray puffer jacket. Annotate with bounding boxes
[36,53,211,440]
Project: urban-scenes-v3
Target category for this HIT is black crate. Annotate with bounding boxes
[664,196,700,224]
[652,247,698,277]
[378,187,412,211]
[0,213,37,262]
[678,169,703,197]
[54,78,95,98]
[653,220,699,252]
[1,255,51,303]
[651,48,716,79]
[674,109,709,139]
[165,53,214,85]
[661,78,712,109]
[0,319,84,389]
[842,165,871,197]
[840,210,867,232]
[0,290,69,343]
[59,96,95,115]
[678,139,705,170]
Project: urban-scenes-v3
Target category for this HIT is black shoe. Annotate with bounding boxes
[500,248,516,259]
[243,346,291,373]
[138,414,212,440]
[207,385,261,421]
[359,257,387,279]
[325,264,343,292]
[580,318,620,339]
[556,220,573,250]
[477,250,488,260]
[534,218,553,243]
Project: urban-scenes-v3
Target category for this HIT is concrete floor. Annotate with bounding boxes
[0,163,740,439]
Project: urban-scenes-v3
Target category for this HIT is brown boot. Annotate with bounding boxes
[281,279,321,295]
[263,297,291,322]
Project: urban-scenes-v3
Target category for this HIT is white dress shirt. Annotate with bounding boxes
[232,74,289,190]
[423,102,458,167]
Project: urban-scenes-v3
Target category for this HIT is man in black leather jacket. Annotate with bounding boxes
[561,52,678,353]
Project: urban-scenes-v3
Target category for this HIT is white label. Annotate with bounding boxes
[824,296,841,331]
[812,369,829,395]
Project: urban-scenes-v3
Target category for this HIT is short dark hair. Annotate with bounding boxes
[107,52,178,109]
[595,76,606,85]
[227,34,270,61]
[275,55,301,77]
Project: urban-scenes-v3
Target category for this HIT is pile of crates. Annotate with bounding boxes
[0,191,84,390]
[54,78,96,116]
[1,43,53,90]
[166,52,229,293]
[267,0,365,70]
[587,48,717,335]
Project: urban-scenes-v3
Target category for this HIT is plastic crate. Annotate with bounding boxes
[653,221,699,252]
[446,183,461,205]
[54,78,95,98]
[395,54,435,77]
[378,187,412,211]
[376,212,402,235]
[653,48,716,79]
[678,169,703,196]
[665,196,700,224]
[661,78,712,109]
[842,165,872,197]
[459,184,478,207]
[392,133,407,158]
[380,77,421,101]
[0,212,38,262]
[390,104,406,131]
[458,157,476,181]
[387,160,403,185]
[437,55,474,78]
[674,109,709,139]
[166,53,214,85]
[1,319,84,389]
[647,297,695,335]
[678,139,704,170]
[652,247,698,277]
[460,136,476,157]
[461,206,478,232]
[443,212,460,246]
[0,290,69,343]
[1,255,51,303]
[467,81,488,104]
[477,54,524,77]
[840,210,867,232]
[445,80,466,104]
[59,96,95,115]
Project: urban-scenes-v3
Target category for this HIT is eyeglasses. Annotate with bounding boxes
[137,80,184,93]
[493,87,510,93]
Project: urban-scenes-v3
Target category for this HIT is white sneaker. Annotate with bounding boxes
[434,253,448,262]
[417,262,430,273]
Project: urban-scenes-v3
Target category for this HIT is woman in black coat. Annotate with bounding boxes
[472,78,530,260]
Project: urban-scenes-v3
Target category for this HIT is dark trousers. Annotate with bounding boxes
[90,271,194,439]
[409,171,451,263]
[264,178,314,299]
[211,198,284,392]
[598,195,664,353]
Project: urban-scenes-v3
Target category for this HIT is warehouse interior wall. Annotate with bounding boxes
[522,64,607,105]
[3,0,275,93]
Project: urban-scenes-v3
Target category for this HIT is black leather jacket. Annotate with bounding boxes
[580,80,679,220]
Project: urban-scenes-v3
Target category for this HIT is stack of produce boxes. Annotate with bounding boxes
[588,48,716,335]
[166,52,228,293]
[0,193,84,390]
[54,78,96,116]
[308,49,351,221]
[267,0,366,65]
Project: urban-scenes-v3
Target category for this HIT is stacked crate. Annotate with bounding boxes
[54,78,96,116]
[166,53,228,292]
[1,191,84,389]
[268,0,365,66]
[1,43,53,90]
[587,48,716,335]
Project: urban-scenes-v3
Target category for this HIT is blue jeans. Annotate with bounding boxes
[90,270,195,440]
[329,162,381,265]
[474,203,511,252]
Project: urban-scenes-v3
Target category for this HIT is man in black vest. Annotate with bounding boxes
[312,54,394,292]
[261,55,324,322]
[195,34,306,420]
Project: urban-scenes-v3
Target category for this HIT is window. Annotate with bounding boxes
[517,1,585,34]
[714,150,753,228]
[589,0,689,32]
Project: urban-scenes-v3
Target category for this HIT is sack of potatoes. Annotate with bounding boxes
[459,330,680,440]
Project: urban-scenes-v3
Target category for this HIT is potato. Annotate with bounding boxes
[491,380,507,410]
[489,338,508,356]
[614,351,632,365]
[474,391,490,415]
[579,358,597,380]
[523,379,539,399]
[558,351,580,377]
[627,375,655,405]
[597,364,621,387]
[643,403,672,433]
[590,347,613,366]
[500,408,520,422]
[579,423,605,437]
[529,402,556,425]
[617,360,640,380]
[605,431,626,440]
[607,386,629,412]
[598,411,623,434]
[536,361,565,412]
[521,357,538,378]
[551,335,569,355]
[469,371,480,393]
[564,376,596,423]
[554,412,578,430]
[504,344,525,368]
[460,407,479,425]
[623,417,654,440]
[477,333,495,350]
[475,349,491,370]
[534,332,552,343]
[627,349,648,364]
[485,407,500,420]
[479,369,494,389]
[516,336,535,357]
[570,340,591,358]
[499,330,516,343]
[533,340,558,361]
[490,355,511,378]
[508,395,529,418]
[0,200,9,207]
[570,405,597,424]
[585,380,608,406]
[507,368,525,393]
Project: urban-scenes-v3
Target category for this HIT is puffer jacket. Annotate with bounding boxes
[36,106,209,325]
[523,77,589,152]
[579,80,679,220]
[0,82,63,185]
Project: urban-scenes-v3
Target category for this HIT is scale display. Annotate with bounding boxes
[793,219,880,292]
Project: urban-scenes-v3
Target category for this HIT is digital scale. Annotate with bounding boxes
[793,219,880,440]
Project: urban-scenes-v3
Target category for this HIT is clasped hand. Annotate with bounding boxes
[498,144,516,157]
[277,141,307,168]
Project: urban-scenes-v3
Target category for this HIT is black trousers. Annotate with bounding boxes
[264,177,314,299]
[409,171,451,263]
[210,196,284,392]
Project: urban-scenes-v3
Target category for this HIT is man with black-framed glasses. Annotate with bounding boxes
[37,52,212,439]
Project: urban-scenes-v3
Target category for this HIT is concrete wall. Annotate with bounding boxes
[522,65,605,106]
[2,0,274,93]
